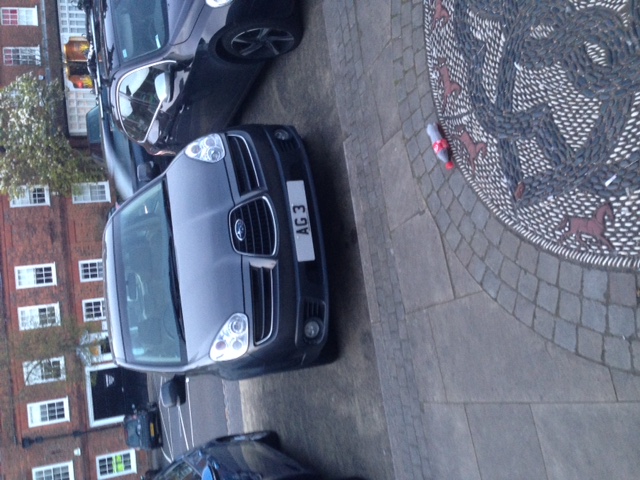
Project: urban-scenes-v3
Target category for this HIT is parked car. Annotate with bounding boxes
[91,0,303,155]
[103,125,329,387]
[123,403,162,450]
[86,88,172,200]
[143,431,321,479]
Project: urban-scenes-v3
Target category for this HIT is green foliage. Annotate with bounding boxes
[10,318,105,395]
[0,73,103,197]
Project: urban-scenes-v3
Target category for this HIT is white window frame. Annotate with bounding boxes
[83,298,106,321]
[3,46,40,65]
[23,356,66,385]
[79,259,103,282]
[72,181,110,204]
[10,185,50,207]
[18,303,61,330]
[32,461,74,480]
[1,6,38,25]
[27,397,70,427]
[15,263,57,289]
[96,450,136,479]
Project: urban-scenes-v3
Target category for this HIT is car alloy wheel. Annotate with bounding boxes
[220,19,302,62]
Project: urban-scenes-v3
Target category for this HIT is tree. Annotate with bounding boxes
[0,318,104,392]
[0,73,103,198]
[0,317,105,441]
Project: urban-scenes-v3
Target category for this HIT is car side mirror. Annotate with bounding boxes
[160,375,186,408]
[201,466,218,480]
[137,161,160,183]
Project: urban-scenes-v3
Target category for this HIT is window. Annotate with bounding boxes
[15,264,56,289]
[72,182,110,204]
[23,357,66,385]
[1,7,38,25]
[84,332,112,363]
[33,461,73,480]
[3,46,40,65]
[58,0,85,36]
[10,186,50,207]
[79,259,103,282]
[27,397,70,427]
[83,298,106,321]
[97,450,136,479]
[18,303,61,330]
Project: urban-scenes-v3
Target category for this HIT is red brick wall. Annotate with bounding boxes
[0,3,153,478]
[0,0,46,86]
[0,190,151,480]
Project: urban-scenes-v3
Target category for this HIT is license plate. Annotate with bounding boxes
[286,180,316,262]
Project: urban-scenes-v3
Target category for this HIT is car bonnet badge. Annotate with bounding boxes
[234,219,246,241]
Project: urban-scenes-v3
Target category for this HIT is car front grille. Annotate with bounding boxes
[250,265,274,344]
[229,198,277,256]
[227,134,260,196]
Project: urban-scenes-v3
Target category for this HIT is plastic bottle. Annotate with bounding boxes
[426,123,454,170]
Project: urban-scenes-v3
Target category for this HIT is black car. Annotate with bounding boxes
[86,87,172,200]
[92,0,302,155]
[103,125,329,386]
[124,403,162,450]
[144,431,321,480]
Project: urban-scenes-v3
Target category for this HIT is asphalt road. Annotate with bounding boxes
[153,2,394,479]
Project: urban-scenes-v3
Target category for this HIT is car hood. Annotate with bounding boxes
[164,154,244,366]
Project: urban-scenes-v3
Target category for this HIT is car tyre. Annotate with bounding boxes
[160,376,186,408]
[219,19,302,62]
[215,430,280,450]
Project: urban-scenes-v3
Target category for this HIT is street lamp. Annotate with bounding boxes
[21,430,89,448]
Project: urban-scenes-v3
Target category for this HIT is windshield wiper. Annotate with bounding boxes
[167,241,185,342]
[162,181,185,341]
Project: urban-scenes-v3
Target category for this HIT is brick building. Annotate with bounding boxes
[0,1,155,479]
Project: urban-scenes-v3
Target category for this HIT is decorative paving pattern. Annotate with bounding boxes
[424,0,640,269]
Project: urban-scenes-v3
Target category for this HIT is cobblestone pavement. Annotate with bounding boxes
[323,0,640,478]
[421,0,640,374]
[425,0,640,271]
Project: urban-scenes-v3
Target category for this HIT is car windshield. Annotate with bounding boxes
[124,420,141,446]
[113,179,186,367]
[110,0,168,62]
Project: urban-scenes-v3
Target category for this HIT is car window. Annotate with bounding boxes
[156,461,200,480]
[111,0,167,62]
[114,180,185,366]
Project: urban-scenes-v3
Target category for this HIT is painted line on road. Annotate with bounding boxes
[186,377,195,448]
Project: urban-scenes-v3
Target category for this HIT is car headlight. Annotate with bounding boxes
[206,0,233,7]
[185,134,225,163]
[210,313,249,362]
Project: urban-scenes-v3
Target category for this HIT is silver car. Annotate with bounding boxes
[103,125,329,383]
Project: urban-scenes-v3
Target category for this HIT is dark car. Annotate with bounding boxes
[86,88,172,200]
[92,0,302,155]
[124,403,162,450]
[144,431,321,480]
[103,125,329,385]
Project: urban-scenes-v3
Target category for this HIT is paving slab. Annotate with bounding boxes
[421,404,480,480]
[428,293,616,403]
[392,212,454,312]
[532,404,640,480]
[378,130,425,231]
[466,404,547,480]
